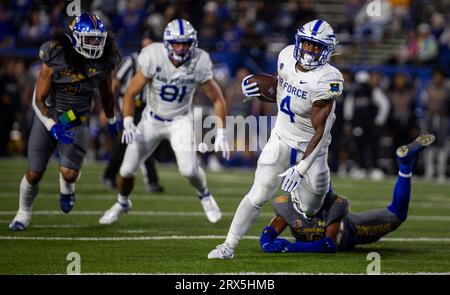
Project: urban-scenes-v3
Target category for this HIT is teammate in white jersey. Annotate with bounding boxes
[208,19,344,259]
[99,19,229,225]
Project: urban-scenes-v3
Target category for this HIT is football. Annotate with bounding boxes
[248,73,278,103]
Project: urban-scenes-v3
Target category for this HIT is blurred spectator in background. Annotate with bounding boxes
[341,0,364,37]
[423,67,449,182]
[0,3,14,48]
[330,69,353,174]
[344,71,390,179]
[354,0,392,44]
[240,21,266,66]
[0,59,22,155]
[198,1,222,51]
[113,0,147,49]
[438,18,450,76]
[18,9,51,47]
[390,0,412,33]
[387,72,419,163]
[49,1,67,29]
[400,23,438,65]
[430,13,446,39]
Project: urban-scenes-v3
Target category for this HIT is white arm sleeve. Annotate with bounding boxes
[32,87,55,131]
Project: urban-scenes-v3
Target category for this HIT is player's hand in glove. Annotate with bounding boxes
[262,238,290,253]
[107,116,121,139]
[121,116,137,144]
[241,74,260,102]
[278,165,305,192]
[214,128,230,160]
[50,124,74,144]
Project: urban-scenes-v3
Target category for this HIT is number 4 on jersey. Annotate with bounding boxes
[280,95,295,123]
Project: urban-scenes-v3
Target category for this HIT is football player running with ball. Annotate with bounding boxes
[259,134,435,253]
[209,20,344,259]
[9,13,121,231]
[99,19,229,225]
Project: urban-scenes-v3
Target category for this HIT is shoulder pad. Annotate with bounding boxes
[39,41,63,66]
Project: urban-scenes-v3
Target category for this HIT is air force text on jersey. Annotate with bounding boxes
[278,76,309,100]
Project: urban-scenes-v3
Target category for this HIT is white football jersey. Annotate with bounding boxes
[273,45,344,151]
[138,42,213,118]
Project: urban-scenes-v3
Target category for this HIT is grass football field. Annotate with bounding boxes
[0,158,449,274]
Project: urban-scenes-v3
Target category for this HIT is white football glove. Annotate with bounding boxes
[241,74,260,102]
[214,128,230,160]
[278,161,308,192]
[121,116,137,144]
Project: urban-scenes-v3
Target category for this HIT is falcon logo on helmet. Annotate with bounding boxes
[66,12,107,59]
[163,19,198,62]
[294,19,338,70]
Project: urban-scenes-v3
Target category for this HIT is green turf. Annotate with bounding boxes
[0,158,449,274]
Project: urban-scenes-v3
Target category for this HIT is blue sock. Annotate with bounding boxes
[387,175,411,221]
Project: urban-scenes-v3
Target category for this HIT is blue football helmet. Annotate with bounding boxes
[294,19,337,70]
[66,12,107,59]
[163,19,198,62]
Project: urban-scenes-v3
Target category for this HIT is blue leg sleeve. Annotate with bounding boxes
[387,175,411,222]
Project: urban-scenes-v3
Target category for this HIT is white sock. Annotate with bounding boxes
[19,175,38,212]
[225,195,261,249]
[117,193,129,205]
[59,172,75,195]
[187,167,207,194]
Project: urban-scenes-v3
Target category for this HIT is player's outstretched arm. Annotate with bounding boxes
[100,73,121,138]
[122,69,149,118]
[201,79,230,160]
[120,69,149,144]
[99,72,115,119]
[259,216,289,253]
[201,79,227,128]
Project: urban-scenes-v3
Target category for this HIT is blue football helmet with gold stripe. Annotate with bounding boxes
[66,12,107,59]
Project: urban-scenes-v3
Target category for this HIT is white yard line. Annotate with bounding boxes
[31,224,86,228]
[1,235,450,242]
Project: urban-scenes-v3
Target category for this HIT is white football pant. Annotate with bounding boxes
[247,130,330,214]
[120,112,203,182]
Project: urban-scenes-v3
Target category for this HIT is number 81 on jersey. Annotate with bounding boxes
[160,85,187,103]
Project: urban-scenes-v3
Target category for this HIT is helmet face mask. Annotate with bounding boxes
[168,40,194,61]
[293,20,337,70]
[164,19,198,62]
[68,12,107,59]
